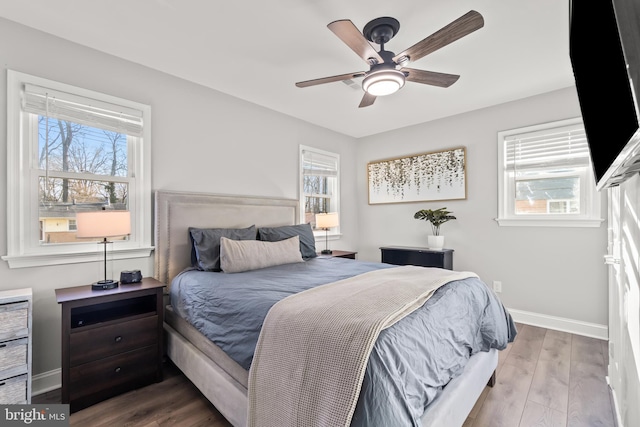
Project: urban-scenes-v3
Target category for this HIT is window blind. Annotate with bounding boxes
[302,149,338,177]
[505,123,589,171]
[22,84,144,136]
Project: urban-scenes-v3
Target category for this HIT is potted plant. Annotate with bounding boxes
[413,207,456,250]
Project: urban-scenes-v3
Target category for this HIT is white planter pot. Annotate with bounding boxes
[428,235,445,250]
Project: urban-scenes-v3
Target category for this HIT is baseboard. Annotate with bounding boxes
[508,308,608,340]
[32,368,61,396]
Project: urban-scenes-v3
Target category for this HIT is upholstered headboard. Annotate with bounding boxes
[154,190,300,285]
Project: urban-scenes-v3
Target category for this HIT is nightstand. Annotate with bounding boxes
[318,250,358,259]
[55,277,165,413]
[380,246,454,270]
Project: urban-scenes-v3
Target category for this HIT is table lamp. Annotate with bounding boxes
[76,210,131,290]
[315,212,339,255]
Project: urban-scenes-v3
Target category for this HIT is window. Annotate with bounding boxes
[299,146,340,236]
[497,117,602,227]
[547,199,578,214]
[3,70,153,268]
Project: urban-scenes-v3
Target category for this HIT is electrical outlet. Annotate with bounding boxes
[493,281,502,293]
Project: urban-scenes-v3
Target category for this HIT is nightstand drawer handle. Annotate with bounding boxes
[115,367,121,373]
[114,336,123,343]
[0,344,6,349]
[0,382,5,387]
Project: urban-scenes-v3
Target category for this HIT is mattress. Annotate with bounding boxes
[165,305,249,388]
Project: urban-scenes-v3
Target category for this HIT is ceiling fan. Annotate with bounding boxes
[295,11,484,108]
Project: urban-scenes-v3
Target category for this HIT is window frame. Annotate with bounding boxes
[3,70,153,268]
[299,145,341,239]
[497,117,603,227]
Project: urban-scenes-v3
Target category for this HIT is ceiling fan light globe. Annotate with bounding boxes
[366,80,401,96]
[362,70,405,96]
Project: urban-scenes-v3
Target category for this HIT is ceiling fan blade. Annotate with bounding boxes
[296,71,366,88]
[393,10,484,64]
[359,92,377,108]
[328,20,384,64]
[403,68,460,87]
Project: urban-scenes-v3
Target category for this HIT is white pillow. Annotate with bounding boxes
[219,235,304,273]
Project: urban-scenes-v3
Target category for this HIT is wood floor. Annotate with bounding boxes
[35,323,617,427]
[464,323,616,427]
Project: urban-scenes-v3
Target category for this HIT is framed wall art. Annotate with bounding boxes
[367,147,467,204]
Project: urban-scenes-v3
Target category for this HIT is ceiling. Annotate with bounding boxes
[0,0,575,138]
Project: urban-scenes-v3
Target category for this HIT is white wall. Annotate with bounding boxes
[0,18,358,386]
[356,87,609,328]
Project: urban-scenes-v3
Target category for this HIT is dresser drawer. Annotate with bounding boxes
[69,345,158,401]
[0,302,29,341]
[380,246,454,270]
[70,315,158,367]
[0,338,28,380]
[0,374,28,404]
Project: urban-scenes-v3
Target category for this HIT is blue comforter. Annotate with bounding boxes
[170,257,516,426]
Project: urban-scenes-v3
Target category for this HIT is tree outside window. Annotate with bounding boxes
[299,146,340,231]
[38,118,130,244]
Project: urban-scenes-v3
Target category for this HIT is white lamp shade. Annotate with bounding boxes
[76,210,131,238]
[316,212,339,229]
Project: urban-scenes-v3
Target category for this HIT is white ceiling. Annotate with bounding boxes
[0,0,575,138]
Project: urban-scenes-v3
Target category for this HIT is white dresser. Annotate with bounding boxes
[0,288,32,404]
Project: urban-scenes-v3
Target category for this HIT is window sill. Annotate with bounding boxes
[2,246,154,269]
[314,232,342,240]
[495,218,604,227]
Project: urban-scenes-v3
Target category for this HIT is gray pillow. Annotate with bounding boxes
[189,225,257,271]
[258,223,317,259]
[220,236,304,273]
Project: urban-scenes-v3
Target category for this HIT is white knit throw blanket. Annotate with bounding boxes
[247,265,478,427]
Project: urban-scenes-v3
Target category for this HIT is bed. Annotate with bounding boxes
[154,190,515,427]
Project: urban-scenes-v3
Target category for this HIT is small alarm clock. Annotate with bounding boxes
[120,269,142,284]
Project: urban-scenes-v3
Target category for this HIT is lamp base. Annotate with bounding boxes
[321,249,333,255]
[91,280,119,291]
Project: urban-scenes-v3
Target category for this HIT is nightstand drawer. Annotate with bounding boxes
[70,315,158,367]
[0,302,29,341]
[0,338,28,380]
[69,345,158,401]
[0,374,28,404]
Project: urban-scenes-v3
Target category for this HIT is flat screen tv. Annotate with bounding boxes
[569,0,640,189]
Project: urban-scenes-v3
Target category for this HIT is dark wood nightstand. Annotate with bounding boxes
[55,277,165,413]
[380,246,454,270]
[318,250,358,259]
